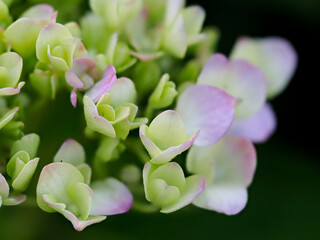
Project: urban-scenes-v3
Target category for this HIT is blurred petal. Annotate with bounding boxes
[53,139,86,166]
[0,82,25,96]
[0,173,9,200]
[109,77,136,107]
[197,54,267,118]
[0,52,23,87]
[176,85,235,146]
[229,103,277,143]
[10,133,40,159]
[0,107,19,130]
[21,4,55,20]
[70,90,77,108]
[230,36,298,98]
[65,71,84,89]
[12,158,39,192]
[2,194,26,206]
[193,184,248,215]
[188,136,257,187]
[163,13,187,58]
[86,65,117,103]
[90,178,133,216]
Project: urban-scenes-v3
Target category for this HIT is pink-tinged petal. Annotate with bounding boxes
[70,90,77,108]
[150,131,199,165]
[230,36,298,98]
[139,125,162,158]
[188,136,257,187]
[0,173,9,199]
[193,184,248,215]
[90,178,133,216]
[0,82,25,96]
[164,0,185,27]
[86,65,117,103]
[130,51,164,61]
[53,139,85,166]
[72,57,97,76]
[161,175,206,213]
[43,194,106,232]
[197,53,228,85]
[83,96,116,137]
[176,85,235,146]
[229,103,277,143]
[21,4,55,20]
[198,54,267,119]
[65,71,84,89]
[2,194,27,206]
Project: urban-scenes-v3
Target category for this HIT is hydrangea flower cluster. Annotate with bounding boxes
[0,0,297,231]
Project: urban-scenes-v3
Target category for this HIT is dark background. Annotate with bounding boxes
[1,0,320,239]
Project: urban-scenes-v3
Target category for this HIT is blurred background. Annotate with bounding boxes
[1,0,320,239]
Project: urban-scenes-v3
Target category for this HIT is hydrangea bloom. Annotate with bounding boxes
[0,0,297,231]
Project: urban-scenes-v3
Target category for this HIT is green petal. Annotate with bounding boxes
[12,158,39,192]
[150,162,185,191]
[0,52,23,88]
[148,179,180,207]
[53,139,85,166]
[147,110,187,150]
[7,151,30,179]
[37,162,85,213]
[161,175,206,213]
[0,107,19,130]
[5,18,50,57]
[67,182,93,220]
[11,133,40,159]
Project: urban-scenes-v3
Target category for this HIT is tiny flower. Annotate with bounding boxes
[53,139,91,184]
[6,150,39,192]
[6,134,40,192]
[65,57,98,107]
[5,4,55,57]
[0,107,19,130]
[0,52,24,96]
[36,23,77,72]
[84,93,147,139]
[197,53,267,119]
[37,162,133,231]
[0,173,26,207]
[29,62,59,99]
[143,162,206,213]
[10,133,40,159]
[228,103,277,143]
[140,110,199,164]
[148,74,177,110]
[95,34,137,73]
[89,0,142,31]
[230,36,298,98]
[187,136,256,215]
[176,84,235,146]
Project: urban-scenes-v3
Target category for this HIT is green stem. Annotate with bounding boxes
[125,138,150,164]
[131,201,160,213]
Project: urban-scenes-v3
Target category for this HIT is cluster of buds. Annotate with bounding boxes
[0,0,297,231]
